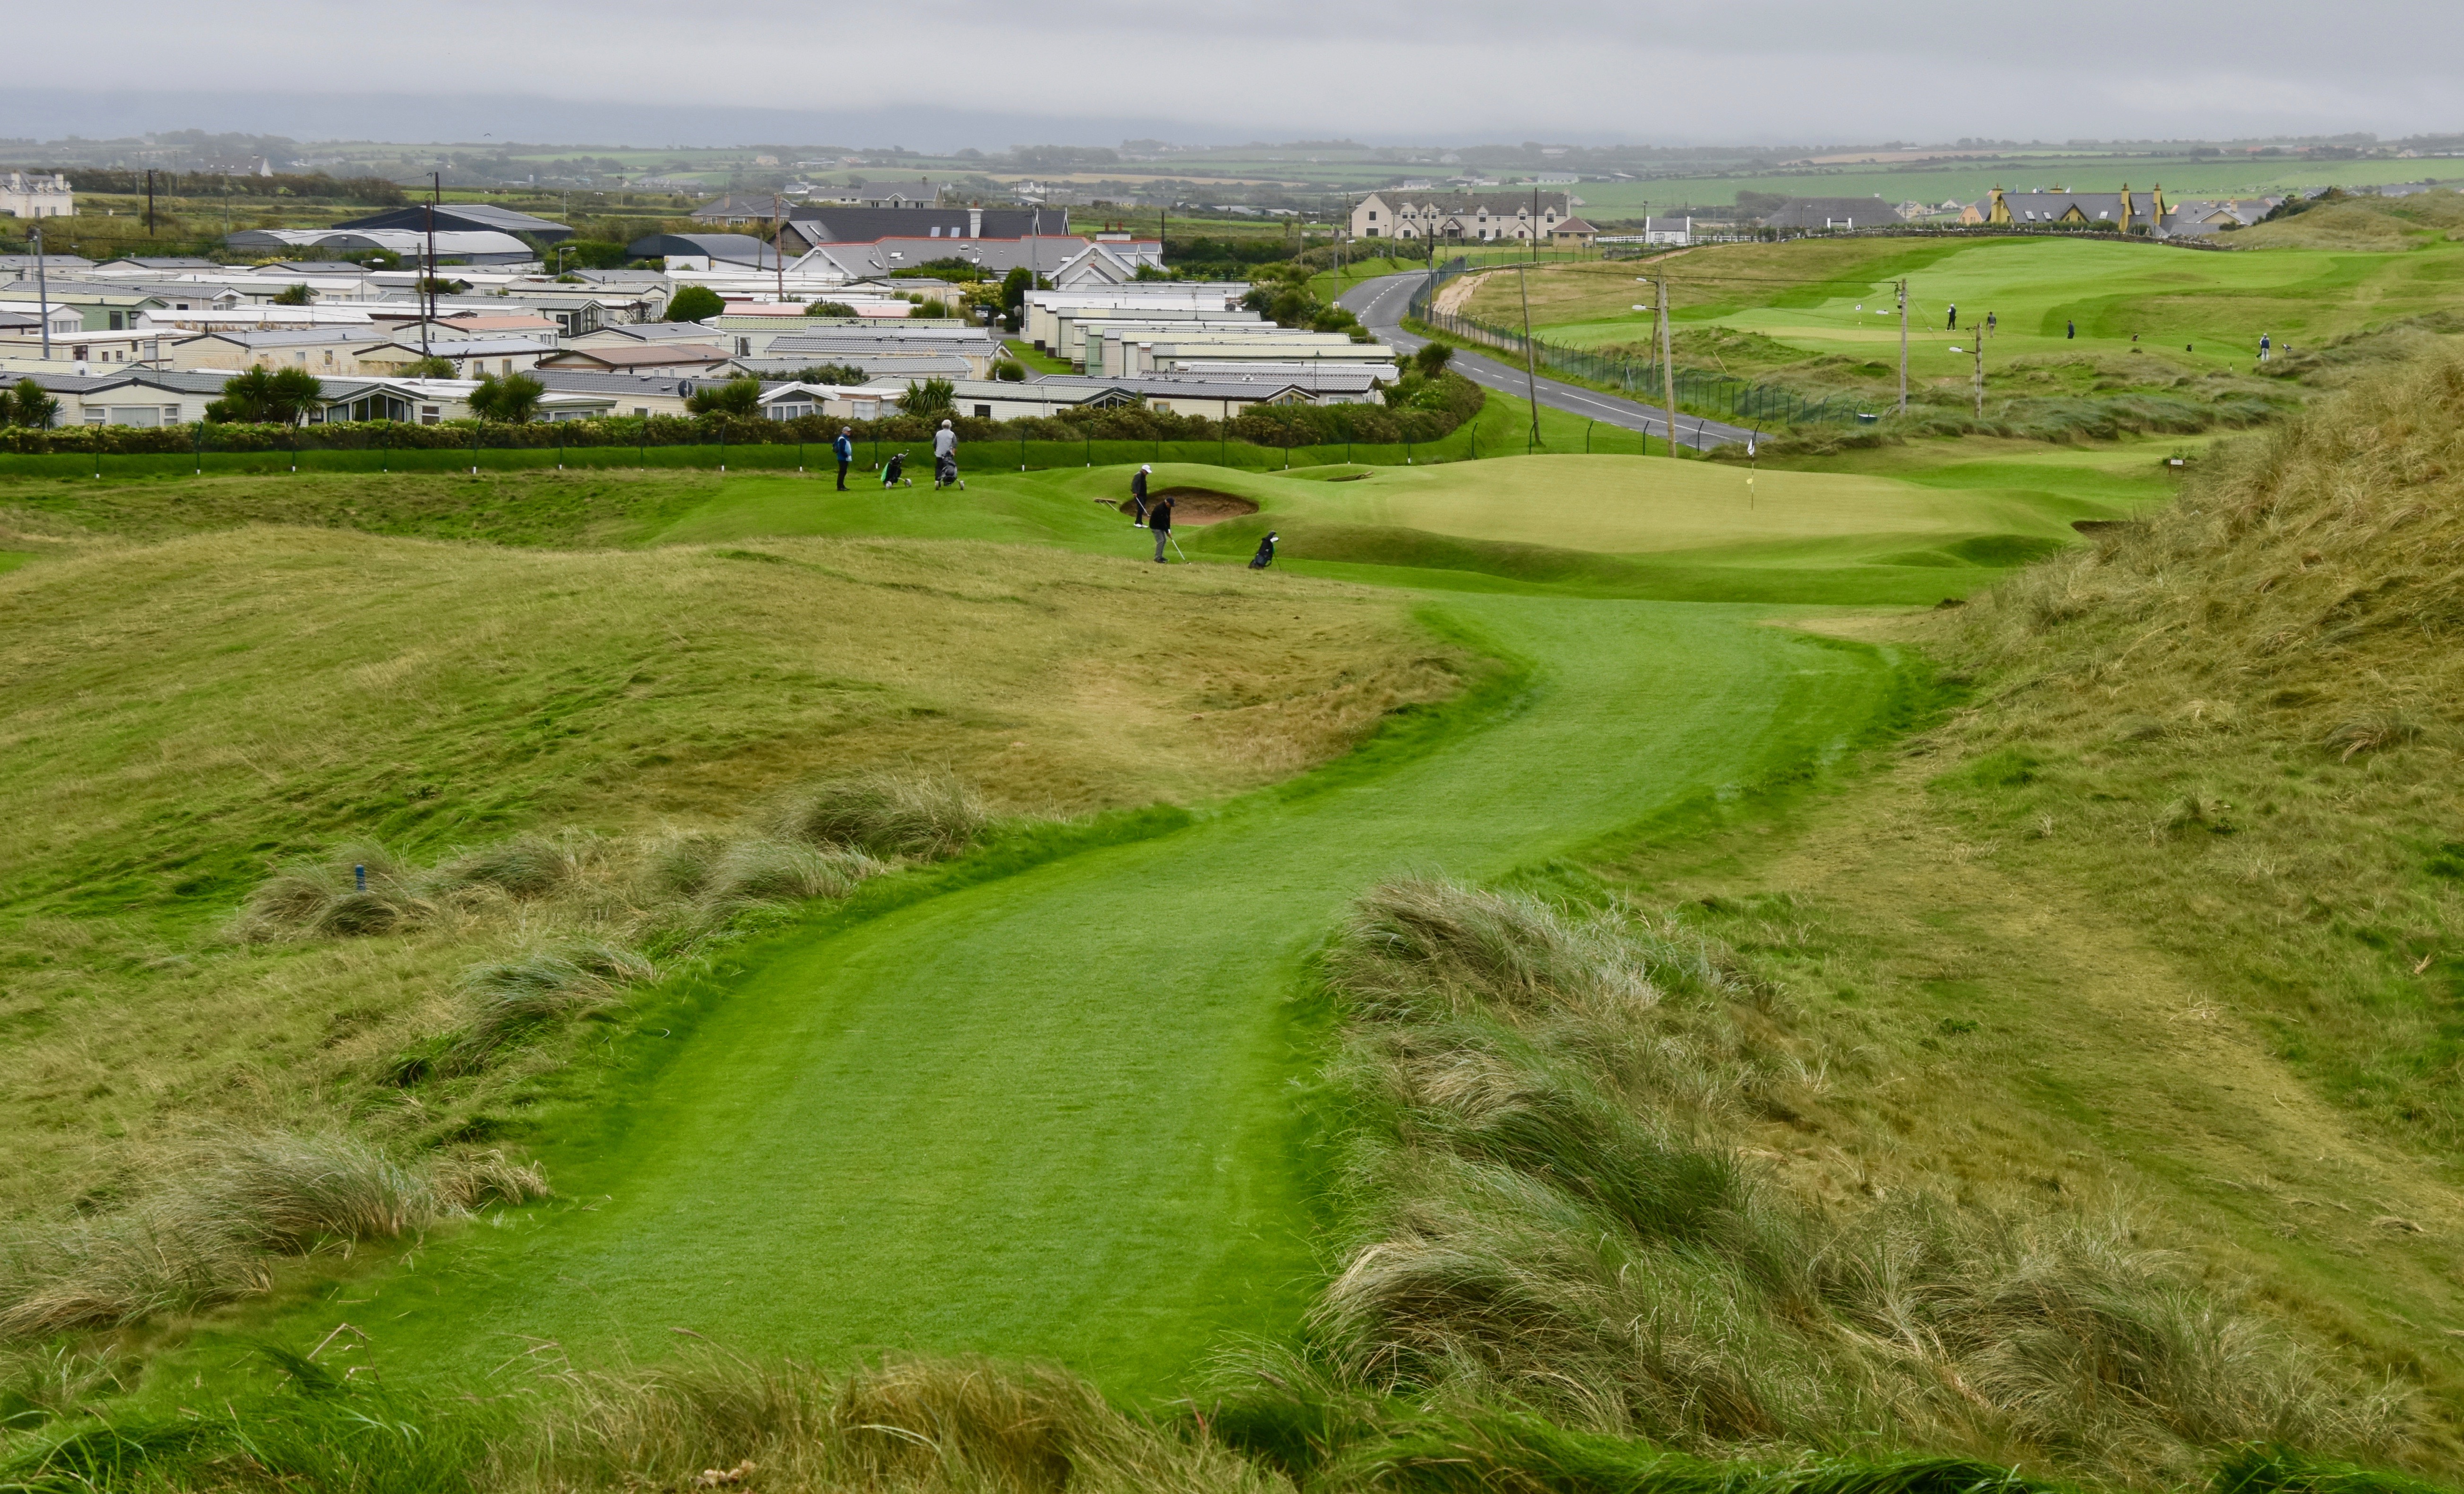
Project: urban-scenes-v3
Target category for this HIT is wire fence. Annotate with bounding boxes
[1405,258,1868,429]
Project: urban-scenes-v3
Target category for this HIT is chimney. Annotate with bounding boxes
[969,207,982,239]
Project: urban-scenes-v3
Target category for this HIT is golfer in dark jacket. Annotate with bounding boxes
[833,428,854,490]
[1129,463,1151,525]
[1149,491,1174,562]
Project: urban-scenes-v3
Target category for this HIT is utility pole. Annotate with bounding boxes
[33,224,50,358]
[773,192,785,302]
[1973,322,1985,418]
[1897,277,1909,414]
[423,172,440,357]
[1516,263,1542,451]
[1660,275,1682,458]
[145,168,155,237]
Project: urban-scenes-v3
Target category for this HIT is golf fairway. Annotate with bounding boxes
[194,455,1959,1398]
[220,598,1891,1395]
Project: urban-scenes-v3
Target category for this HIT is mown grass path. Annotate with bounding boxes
[294,590,1897,1395]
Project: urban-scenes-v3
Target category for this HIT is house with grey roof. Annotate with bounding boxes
[227,227,539,265]
[2154,197,2282,238]
[690,193,795,227]
[1348,191,1575,243]
[529,368,708,417]
[625,233,780,270]
[1983,186,2164,232]
[332,203,574,242]
[778,206,1061,252]
[535,341,733,376]
[804,180,944,209]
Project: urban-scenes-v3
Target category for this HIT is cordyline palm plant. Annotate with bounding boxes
[207,365,325,423]
[468,372,546,422]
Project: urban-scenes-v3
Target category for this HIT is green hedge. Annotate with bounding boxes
[0,374,1490,468]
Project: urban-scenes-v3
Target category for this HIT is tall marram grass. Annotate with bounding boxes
[0,1131,544,1337]
[1246,877,2405,1488]
[8,1350,2443,1493]
[236,771,982,948]
[1935,350,2464,1148]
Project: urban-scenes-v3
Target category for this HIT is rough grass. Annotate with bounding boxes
[0,1130,544,1337]
[0,525,1462,1301]
[9,1348,2440,1494]
[1930,349,2464,1149]
[1261,876,2406,1488]
[0,468,722,553]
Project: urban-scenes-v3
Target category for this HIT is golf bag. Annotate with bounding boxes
[1248,531,1278,570]
[882,451,910,487]
[935,453,961,490]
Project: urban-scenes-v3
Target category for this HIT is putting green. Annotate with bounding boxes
[650,452,2135,605]
[205,455,2029,1397]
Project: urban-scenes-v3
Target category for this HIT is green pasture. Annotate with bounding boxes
[1518,234,2464,384]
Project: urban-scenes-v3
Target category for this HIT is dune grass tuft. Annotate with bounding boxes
[765,771,988,860]
[0,1131,545,1337]
[1278,876,2404,1486]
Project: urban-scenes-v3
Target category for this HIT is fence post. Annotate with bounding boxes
[470,423,479,476]
[1085,433,1090,467]
[193,422,202,477]
[718,423,726,474]
[558,423,566,471]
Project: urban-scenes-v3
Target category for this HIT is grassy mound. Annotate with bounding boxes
[1933,350,2464,1145]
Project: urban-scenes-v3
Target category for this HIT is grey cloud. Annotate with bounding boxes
[2,1,2456,145]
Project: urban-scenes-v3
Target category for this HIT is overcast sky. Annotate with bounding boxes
[8,1,2458,148]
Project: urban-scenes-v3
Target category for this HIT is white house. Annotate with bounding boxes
[1348,191,1582,243]
[0,172,73,219]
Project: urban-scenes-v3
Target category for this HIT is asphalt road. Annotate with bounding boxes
[1339,270,1758,452]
